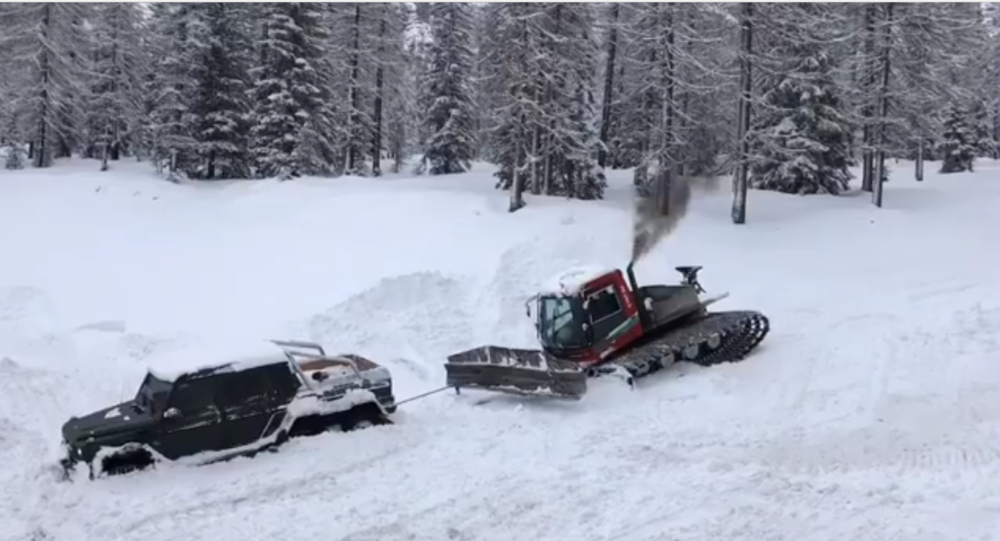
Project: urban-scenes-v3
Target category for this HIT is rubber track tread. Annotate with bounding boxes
[605,310,770,380]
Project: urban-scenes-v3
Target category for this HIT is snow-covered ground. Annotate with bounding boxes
[2,157,1000,541]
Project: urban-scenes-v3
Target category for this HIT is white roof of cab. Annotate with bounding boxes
[146,338,289,382]
[540,265,615,296]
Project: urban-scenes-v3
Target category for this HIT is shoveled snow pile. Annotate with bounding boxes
[1,158,1000,540]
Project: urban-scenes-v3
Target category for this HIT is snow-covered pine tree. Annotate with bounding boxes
[187,3,254,179]
[332,3,377,176]
[597,3,620,169]
[368,3,407,177]
[490,3,607,207]
[382,4,424,173]
[749,3,854,195]
[248,3,340,179]
[403,4,433,164]
[969,99,995,160]
[146,3,198,179]
[609,4,732,183]
[0,29,24,165]
[490,2,545,211]
[84,3,145,169]
[1,96,26,169]
[420,2,477,175]
[472,2,504,163]
[554,3,606,199]
[671,5,734,177]
[0,2,92,167]
[614,4,662,181]
[938,102,976,173]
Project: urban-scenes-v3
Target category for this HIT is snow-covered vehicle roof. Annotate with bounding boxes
[540,265,615,296]
[146,339,290,382]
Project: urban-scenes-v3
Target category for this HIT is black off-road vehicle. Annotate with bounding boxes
[59,339,397,478]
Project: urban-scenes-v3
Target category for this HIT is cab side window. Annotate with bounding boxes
[217,368,271,410]
[586,285,622,323]
[168,377,218,414]
[259,363,301,403]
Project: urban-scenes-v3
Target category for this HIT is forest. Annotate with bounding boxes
[0,3,997,216]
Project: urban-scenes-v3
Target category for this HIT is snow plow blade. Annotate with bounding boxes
[444,345,587,400]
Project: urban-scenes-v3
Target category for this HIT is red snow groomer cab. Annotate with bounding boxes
[444,262,770,399]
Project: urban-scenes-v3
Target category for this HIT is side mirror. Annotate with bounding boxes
[163,407,182,419]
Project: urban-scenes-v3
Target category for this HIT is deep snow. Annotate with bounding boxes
[2,157,1000,541]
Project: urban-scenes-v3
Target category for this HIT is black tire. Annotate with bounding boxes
[274,429,289,445]
[340,403,391,432]
[95,448,154,478]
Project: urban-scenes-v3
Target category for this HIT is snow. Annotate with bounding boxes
[145,338,289,382]
[3,157,1000,540]
[541,265,615,296]
[286,388,380,419]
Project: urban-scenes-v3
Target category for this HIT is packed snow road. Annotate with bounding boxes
[2,160,1000,541]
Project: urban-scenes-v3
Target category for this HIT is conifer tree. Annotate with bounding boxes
[84,2,145,168]
[187,2,254,179]
[938,103,976,173]
[750,5,854,195]
[420,2,477,175]
[0,3,92,167]
[146,3,198,179]
[248,3,339,179]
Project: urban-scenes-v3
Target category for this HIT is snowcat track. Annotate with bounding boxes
[443,312,769,399]
[603,310,770,381]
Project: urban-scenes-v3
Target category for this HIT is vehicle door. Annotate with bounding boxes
[217,365,296,449]
[585,284,628,344]
[154,375,226,460]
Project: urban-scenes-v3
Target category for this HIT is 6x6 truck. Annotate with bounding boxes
[59,339,396,478]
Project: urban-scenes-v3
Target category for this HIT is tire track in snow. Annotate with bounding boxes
[113,433,415,534]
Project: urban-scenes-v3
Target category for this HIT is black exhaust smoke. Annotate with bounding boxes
[631,169,720,262]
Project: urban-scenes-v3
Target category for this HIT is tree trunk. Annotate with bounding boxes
[613,58,626,168]
[347,4,361,172]
[731,2,752,225]
[915,139,924,181]
[633,47,657,187]
[372,16,386,177]
[861,5,877,192]
[34,4,52,168]
[207,149,215,179]
[598,3,618,168]
[510,113,526,213]
[529,83,541,194]
[660,4,675,171]
[111,21,121,160]
[873,3,892,209]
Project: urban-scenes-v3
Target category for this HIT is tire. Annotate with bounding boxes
[341,403,391,432]
[267,429,289,453]
[95,448,153,478]
[274,429,289,445]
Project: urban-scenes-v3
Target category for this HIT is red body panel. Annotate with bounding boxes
[568,270,646,368]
